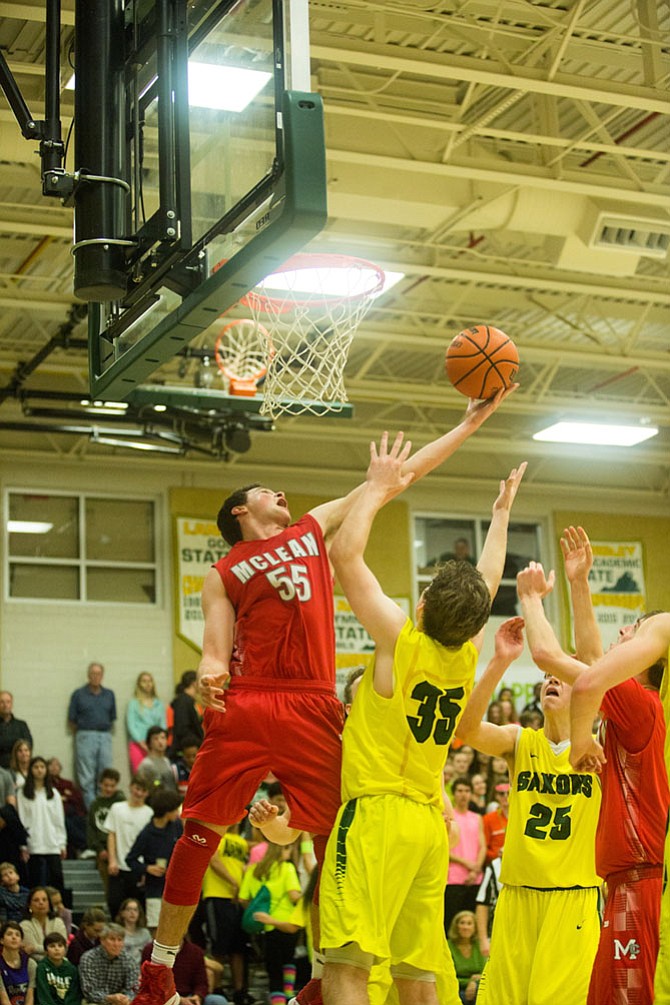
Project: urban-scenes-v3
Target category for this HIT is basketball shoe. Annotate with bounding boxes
[133,961,180,1005]
[288,977,323,1005]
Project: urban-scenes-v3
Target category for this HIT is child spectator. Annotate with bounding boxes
[0,919,35,1005]
[66,908,106,966]
[20,889,66,962]
[126,674,167,776]
[16,759,66,890]
[104,775,152,919]
[35,932,81,1005]
[0,865,28,923]
[172,737,199,799]
[86,769,125,890]
[43,888,72,939]
[136,729,177,793]
[125,790,182,933]
[468,774,488,815]
[116,898,151,964]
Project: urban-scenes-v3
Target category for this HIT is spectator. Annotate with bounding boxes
[169,673,203,756]
[46,759,87,860]
[444,777,486,933]
[67,664,116,809]
[0,919,36,1005]
[0,808,29,886]
[104,776,152,919]
[202,823,249,1005]
[482,782,509,865]
[17,759,66,891]
[116,900,151,966]
[468,774,488,816]
[126,675,166,777]
[136,730,177,794]
[35,931,81,1005]
[0,864,28,923]
[486,701,503,726]
[140,940,229,1005]
[172,739,199,800]
[484,756,510,811]
[499,698,518,725]
[521,680,543,717]
[125,790,183,934]
[78,923,139,1005]
[447,910,486,1004]
[0,768,16,810]
[67,908,107,967]
[8,743,31,795]
[20,888,67,962]
[86,770,125,888]
[475,853,502,957]
[43,887,73,939]
[0,696,32,774]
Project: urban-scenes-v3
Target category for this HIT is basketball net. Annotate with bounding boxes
[214,319,271,397]
[242,253,385,418]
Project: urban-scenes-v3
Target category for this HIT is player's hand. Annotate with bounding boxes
[494,617,525,663]
[248,799,279,828]
[197,671,229,712]
[366,431,415,502]
[561,525,593,583]
[569,736,606,774]
[517,561,555,601]
[464,382,519,426]
[146,864,166,877]
[491,461,527,514]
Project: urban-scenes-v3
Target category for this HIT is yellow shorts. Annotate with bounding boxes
[477,885,600,1005]
[320,793,450,974]
[655,865,670,1004]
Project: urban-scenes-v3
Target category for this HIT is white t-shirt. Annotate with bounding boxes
[103,800,153,870]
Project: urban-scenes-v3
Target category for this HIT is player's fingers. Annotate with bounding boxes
[390,430,405,457]
[546,569,556,590]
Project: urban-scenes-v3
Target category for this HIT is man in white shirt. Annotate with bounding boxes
[104,776,153,919]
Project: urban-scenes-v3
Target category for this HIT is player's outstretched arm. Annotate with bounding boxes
[455,617,524,762]
[247,799,301,846]
[330,433,415,697]
[570,612,670,772]
[516,562,585,686]
[474,462,527,617]
[311,386,516,542]
[561,526,603,665]
[197,567,234,712]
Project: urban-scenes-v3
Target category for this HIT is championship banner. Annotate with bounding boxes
[175,517,229,650]
[586,541,646,650]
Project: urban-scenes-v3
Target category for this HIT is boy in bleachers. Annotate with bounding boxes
[36,932,81,1005]
[0,862,28,922]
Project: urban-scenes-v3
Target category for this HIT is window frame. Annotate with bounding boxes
[4,487,161,607]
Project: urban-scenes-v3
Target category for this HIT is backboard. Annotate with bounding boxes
[78,0,327,401]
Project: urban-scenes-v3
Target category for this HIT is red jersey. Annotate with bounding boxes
[214,513,336,686]
[483,808,508,864]
[596,676,669,877]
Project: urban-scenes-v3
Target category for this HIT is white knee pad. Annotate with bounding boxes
[390,962,436,983]
[324,942,375,973]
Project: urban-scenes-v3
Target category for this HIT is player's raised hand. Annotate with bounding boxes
[464,382,519,428]
[517,561,555,601]
[366,431,415,502]
[491,460,527,514]
[197,671,229,712]
[569,734,606,775]
[247,799,279,828]
[494,616,525,663]
[561,525,593,583]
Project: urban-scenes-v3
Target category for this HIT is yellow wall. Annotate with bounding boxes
[169,486,412,680]
[553,510,670,647]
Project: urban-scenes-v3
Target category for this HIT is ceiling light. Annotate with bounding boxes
[533,421,659,447]
[8,521,54,534]
[91,434,183,455]
[188,62,272,112]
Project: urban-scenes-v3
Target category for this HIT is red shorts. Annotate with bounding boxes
[182,679,344,837]
[587,866,663,1005]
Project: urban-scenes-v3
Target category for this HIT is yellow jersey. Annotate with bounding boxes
[341,618,477,807]
[501,727,601,889]
[201,832,248,899]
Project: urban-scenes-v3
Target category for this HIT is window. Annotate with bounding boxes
[414,514,542,617]
[6,491,158,604]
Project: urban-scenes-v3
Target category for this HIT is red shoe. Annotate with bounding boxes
[288,978,323,1005]
[134,961,180,1005]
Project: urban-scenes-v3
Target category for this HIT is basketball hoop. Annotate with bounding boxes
[214,319,273,397]
[242,253,385,418]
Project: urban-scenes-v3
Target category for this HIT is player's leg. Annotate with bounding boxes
[393,970,439,1005]
[322,945,374,1005]
[654,857,670,1005]
[475,887,536,1005]
[528,887,599,1005]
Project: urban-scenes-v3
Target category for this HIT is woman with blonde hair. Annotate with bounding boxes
[8,743,31,794]
[126,673,166,774]
[447,910,486,1003]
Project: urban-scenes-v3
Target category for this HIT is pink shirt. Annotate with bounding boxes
[448,809,483,884]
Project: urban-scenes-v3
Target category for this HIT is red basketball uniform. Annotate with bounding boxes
[587,677,669,1005]
[183,513,344,837]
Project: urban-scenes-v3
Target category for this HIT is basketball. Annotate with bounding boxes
[445,324,519,399]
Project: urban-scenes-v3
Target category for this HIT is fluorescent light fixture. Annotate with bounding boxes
[257,266,404,299]
[188,62,272,112]
[533,421,659,447]
[8,521,54,534]
[92,435,183,455]
[83,401,129,416]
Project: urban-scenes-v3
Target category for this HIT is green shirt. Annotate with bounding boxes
[36,956,81,1005]
[447,940,486,991]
